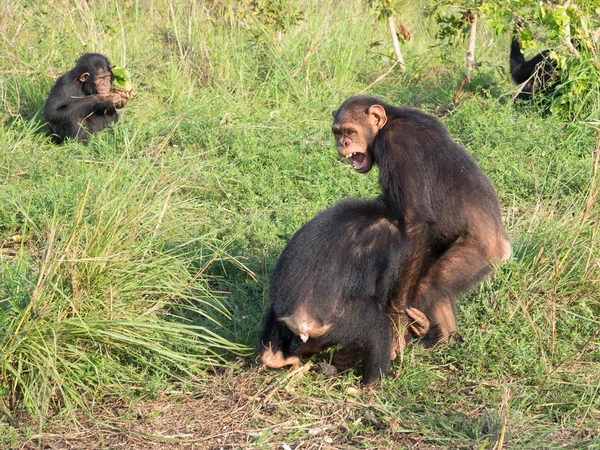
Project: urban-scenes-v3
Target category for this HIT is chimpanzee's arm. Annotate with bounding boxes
[47,82,116,120]
[61,94,116,118]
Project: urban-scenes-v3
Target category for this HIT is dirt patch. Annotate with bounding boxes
[14,365,442,450]
[0,233,37,263]
[10,364,599,449]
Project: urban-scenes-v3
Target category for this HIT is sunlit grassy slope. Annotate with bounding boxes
[0,1,598,448]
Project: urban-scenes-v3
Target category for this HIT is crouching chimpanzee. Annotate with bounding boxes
[260,199,412,386]
[331,96,511,356]
[44,53,127,143]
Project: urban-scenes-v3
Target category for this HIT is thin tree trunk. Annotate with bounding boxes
[466,11,477,81]
[563,23,581,58]
[562,0,580,58]
[387,15,406,73]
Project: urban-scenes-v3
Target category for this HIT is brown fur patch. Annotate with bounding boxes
[428,300,456,343]
[350,217,401,257]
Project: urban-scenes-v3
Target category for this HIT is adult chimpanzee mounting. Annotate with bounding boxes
[260,199,409,386]
[44,53,127,143]
[510,33,556,100]
[331,96,511,351]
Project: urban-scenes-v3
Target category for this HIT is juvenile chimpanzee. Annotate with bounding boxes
[331,96,511,352]
[510,34,556,100]
[44,53,127,143]
[260,199,408,386]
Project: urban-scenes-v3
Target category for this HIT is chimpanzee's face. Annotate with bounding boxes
[331,104,387,173]
[93,70,112,94]
[78,59,113,96]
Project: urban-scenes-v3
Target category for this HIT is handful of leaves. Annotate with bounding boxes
[111,66,136,99]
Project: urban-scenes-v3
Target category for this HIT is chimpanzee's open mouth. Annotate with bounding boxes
[346,152,370,172]
[346,152,364,164]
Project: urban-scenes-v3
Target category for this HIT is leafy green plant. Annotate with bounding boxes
[428,0,600,117]
[367,0,409,71]
[111,66,133,91]
[425,0,481,80]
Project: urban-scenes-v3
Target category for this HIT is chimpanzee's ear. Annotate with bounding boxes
[368,105,387,129]
[109,64,115,69]
[79,72,90,83]
[331,109,338,118]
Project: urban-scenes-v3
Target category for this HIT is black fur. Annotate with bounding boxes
[510,37,556,100]
[261,199,407,385]
[44,53,117,143]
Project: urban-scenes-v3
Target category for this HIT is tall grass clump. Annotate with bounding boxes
[0,155,248,420]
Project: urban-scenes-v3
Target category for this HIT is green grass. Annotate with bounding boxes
[1,0,599,448]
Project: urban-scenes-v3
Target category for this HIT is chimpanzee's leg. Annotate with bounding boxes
[359,308,393,386]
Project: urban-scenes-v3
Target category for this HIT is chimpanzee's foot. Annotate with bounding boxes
[406,306,430,337]
[390,306,430,359]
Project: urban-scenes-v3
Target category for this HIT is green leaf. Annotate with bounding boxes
[111,67,132,82]
[111,67,132,88]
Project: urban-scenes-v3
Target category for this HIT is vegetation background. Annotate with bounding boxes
[0,0,598,448]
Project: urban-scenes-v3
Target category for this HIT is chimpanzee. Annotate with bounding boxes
[510,33,556,100]
[260,199,409,386]
[44,53,127,143]
[331,96,511,353]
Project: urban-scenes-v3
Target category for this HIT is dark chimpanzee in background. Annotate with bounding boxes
[331,96,511,355]
[510,31,557,100]
[260,199,410,386]
[44,53,127,143]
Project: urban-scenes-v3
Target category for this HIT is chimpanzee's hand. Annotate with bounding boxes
[111,93,128,108]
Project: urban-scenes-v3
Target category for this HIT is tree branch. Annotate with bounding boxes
[387,15,406,73]
[466,11,477,81]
